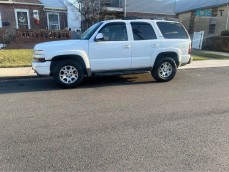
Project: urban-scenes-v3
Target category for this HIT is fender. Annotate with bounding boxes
[150,48,182,67]
[46,50,91,72]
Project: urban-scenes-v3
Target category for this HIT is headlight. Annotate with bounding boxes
[34,50,44,55]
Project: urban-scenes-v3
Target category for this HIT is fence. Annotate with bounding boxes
[16,29,71,42]
[0,29,73,49]
[203,36,229,52]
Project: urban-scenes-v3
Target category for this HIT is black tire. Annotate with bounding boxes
[53,60,84,88]
[151,57,177,82]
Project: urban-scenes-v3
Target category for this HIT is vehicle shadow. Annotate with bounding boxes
[0,74,157,95]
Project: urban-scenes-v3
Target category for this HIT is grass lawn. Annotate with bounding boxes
[192,50,229,61]
[0,49,229,68]
[0,49,33,68]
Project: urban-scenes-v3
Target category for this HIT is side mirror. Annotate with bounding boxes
[95,33,104,41]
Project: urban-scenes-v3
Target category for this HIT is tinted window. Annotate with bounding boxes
[131,22,157,40]
[99,23,128,41]
[80,22,103,40]
[157,22,189,39]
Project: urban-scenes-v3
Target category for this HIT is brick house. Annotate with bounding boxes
[0,0,67,31]
[0,0,70,48]
[176,0,229,37]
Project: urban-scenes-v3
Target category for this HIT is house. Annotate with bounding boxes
[39,0,68,30]
[0,0,45,31]
[0,0,74,48]
[100,0,177,20]
[125,0,177,20]
[64,0,81,30]
[0,0,71,32]
[176,0,229,36]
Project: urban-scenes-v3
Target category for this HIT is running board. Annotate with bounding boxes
[93,69,150,77]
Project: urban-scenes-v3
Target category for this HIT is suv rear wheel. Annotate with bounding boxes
[53,60,84,88]
[151,57,177,82]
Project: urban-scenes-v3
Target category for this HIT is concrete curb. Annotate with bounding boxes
[0,75,38,81]
[0,60,229,81]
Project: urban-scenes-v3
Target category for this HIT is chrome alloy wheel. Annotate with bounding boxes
[59,66,79,84]
[158,62,173,79]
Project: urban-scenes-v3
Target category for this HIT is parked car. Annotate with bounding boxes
[32,19,192,88]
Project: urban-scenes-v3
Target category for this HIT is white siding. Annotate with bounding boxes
[126,0,176,15]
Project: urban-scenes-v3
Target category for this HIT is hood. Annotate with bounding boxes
[34,39,89,60]
[34,40,88,51]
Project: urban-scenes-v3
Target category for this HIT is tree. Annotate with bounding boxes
[66,0,107,30]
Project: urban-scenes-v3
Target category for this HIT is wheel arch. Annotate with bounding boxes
[153,51,180,68]
[50,55,90,76]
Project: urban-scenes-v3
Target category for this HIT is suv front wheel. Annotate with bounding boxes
[53,60,84,88]
[151,57,177,82]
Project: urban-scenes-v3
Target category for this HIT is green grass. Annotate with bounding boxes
[192,55,209,61]
[0,49,33,68]
[192,50,229,60]
[0,48,228,68]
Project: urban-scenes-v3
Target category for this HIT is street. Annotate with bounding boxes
[0,67,229,171]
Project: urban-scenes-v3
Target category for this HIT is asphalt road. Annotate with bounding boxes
[0,67,229,171]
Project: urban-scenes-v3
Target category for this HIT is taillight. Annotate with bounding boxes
[188,43,192,54]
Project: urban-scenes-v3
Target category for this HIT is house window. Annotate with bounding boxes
[0,12,2,28]
[209,18,217,34]
[15,9,30,29]
[47,13,60,30]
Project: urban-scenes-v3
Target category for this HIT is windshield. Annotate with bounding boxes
[80,22,103,40]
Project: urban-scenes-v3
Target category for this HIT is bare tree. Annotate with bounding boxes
[66,0,108,30]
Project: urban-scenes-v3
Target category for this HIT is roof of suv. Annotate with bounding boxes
[103,19,179,23]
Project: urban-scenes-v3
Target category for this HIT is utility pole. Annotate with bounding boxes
[124,0,127,17]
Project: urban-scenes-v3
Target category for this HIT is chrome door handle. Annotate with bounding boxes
[125,45,131,48]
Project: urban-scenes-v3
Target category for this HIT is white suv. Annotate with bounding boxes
[32,19,192,88]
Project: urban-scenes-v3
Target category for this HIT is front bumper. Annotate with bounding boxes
[32,61,51,76]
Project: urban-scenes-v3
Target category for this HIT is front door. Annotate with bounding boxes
[89,22,131,72]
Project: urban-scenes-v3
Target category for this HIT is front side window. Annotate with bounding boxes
[157,22,189,39]
[80,22,103,40]
[131,22,157,40]
[15,9,30,29]
[98,22,128,41]
[47,13,60,30]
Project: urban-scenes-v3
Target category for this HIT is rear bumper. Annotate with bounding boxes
[32,61,51,75]
[180,55,192,66]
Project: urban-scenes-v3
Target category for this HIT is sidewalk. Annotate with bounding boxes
[0,67,36,79]
[179,60,229,69]
[0,60,229,79]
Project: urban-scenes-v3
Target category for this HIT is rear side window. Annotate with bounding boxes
[131,22,157,40]
[157,22,189,39]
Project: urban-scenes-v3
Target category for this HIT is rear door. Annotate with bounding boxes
[156,22,191,64]
[130,22,161,69]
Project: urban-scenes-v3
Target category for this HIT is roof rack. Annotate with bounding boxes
[122,16,178,22]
